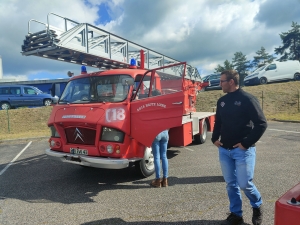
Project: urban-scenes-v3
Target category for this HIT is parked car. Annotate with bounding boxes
[202,73,221,90]
[0,85,58,110]
[244,60,300,86]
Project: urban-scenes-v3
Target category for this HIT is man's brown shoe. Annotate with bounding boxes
[150,179,162,188]
[161,178,168,187]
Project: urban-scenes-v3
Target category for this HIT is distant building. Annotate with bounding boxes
[0,78,69,97]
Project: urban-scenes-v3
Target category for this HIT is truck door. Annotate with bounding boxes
[130,63,186,147]
[9,86,23,107]
[22,86,42,106]
[264,63,277,82]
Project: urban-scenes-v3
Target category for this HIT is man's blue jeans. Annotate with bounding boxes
[218,146,262,217]
[152,130,169,179]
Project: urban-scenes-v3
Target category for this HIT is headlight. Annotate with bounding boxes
[106,145,113,154]
[100,127,124,143]
[49,126,60,137]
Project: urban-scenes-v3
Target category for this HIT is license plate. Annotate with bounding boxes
[70,148,88,155]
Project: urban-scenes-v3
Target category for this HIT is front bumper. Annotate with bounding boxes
[244,77,259,86]
[45,149,139,169]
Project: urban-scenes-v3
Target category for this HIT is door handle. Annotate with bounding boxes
[172,102,183,105]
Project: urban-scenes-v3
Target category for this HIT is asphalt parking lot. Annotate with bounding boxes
[0,121,299,225]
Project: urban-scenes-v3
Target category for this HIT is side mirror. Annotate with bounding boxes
[122,77,134,86]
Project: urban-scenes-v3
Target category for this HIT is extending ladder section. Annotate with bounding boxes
[21,13,201,81]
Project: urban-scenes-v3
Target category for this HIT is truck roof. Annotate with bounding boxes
[70,68,159,81]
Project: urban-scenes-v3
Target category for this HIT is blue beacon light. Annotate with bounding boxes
[81,65,87,73]
[129,58,137,69]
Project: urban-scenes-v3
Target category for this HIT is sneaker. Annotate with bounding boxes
[252,205,263,225]
[221,213,244,225]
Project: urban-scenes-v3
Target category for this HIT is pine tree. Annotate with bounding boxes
[214,59,234,73]
[274,21,300,61]
[232,52,250,85]
[252,47,276,69]
[232,52,250,74]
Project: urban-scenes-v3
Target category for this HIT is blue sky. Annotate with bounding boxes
[0,0,300,81]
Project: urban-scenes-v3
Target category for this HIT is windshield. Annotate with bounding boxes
[252,65,267,74]
[32,87,43,94]
[59,75,132,104]
[202,76,209,82]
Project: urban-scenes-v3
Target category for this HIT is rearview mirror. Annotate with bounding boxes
[122,78,134,86]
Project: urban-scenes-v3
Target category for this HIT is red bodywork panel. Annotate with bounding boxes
[274,182,300,225]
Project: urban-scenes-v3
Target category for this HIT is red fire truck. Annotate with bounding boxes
[274,182,300,225]
[21,13,215,177]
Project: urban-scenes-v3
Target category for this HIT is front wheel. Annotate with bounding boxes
[260,77,267,85]
[135,147,155,177]
[1,102,11,110]
[294,73,300,81]
[44,99,52,106]
[194,120,207,144]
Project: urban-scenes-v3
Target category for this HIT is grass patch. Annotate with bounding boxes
[196,81,300,121]
[0,107,52,141]
[0,81,299,141]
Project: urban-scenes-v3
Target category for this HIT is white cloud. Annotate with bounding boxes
[0,0,299,79]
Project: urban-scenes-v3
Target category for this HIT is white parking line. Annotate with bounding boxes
[269,129,300,134]
[184,147,194,151]
[0,141,32,176]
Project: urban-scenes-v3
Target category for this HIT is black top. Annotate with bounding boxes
[211,88,267,149]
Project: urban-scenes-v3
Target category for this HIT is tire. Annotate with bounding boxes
[294,73,300,81]
[1,102,11,110]
[260,77,267,85]
[135,147,155,177]
[44,99,52,106]
[194,120,207,144]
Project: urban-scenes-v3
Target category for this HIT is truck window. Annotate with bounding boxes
[0,87,10,95]
[266,64,276,71]
[10,87,21,95]
[134,66,183,100]
[24,87,37,95]
[59,75,131,104]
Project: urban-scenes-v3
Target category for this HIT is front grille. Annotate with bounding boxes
[65,127,96,145]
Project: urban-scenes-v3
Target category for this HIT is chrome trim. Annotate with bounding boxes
[45,149,141,169]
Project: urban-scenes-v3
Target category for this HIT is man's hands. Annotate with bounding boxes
[233,143,246,150]
[213,140,223,147]
[214,141,247,150]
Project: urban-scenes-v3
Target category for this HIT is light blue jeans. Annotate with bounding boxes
[152,130,169,179]
[219,146,262,217]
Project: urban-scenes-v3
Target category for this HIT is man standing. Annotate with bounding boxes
[212,70,267,225]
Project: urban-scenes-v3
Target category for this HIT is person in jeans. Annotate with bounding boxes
[211,70,267,225]
[150,130,169,188]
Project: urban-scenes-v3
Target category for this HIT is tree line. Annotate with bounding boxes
[214,21,300,83]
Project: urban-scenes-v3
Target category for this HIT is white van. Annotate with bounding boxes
[244,60,300,86]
